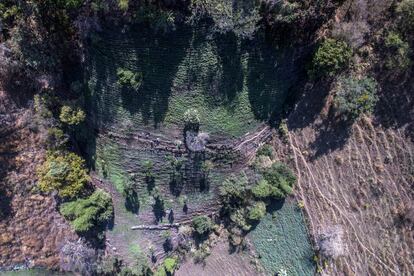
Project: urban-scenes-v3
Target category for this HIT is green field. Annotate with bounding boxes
[249,199,315,275]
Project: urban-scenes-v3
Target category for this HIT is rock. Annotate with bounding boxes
[317,225,346,259]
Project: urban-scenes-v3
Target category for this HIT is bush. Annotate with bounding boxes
[334,76,378,119]
[60,189,113,233]
[59,105,85,125]
[192,215,213,236]
[396,0,414,34]
[384,32,411,70]
[220,173,249,205]
[309,38,352,78]
[252,179,273,199]
[248,201,266,221]
[262,163,296,199]
[37,151,90,199]
[155,257,178,276]
[256,144,274,158]
[230,208,251,231]
[118,0,129,11]
[117,68,142,90]
[183,108,200,130]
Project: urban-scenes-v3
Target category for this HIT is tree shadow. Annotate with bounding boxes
[374,69,414,140]
[153,195,165,223]
[309,105,353,160]
[213,33,244,104]
[246,41,305,123]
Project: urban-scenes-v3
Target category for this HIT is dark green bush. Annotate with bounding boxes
[384,32,411,70]
[248,201,266,221]
[117,68,142,90]
[59,105,85,125]
[251,179,273,199]
[192,215,213,235]
[334,76,378,119]
[256,144,274,158]
[261,163,296,199]
[309,38,352,78]
[219,172,249,204]
[60,189,113,233]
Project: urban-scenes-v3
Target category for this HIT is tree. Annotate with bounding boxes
[37,151,90,199]
[309,38,352,78]
[192,215,213,236]
[261,163,296,199]
[117,68,142,90]
[219,172,249,205]
[60,189,113,233]
[248,201,266,221]
[251,179,273,199]
[59,105,85,125]
[183,108,200,130]
[396,0,414,35]
[334,76,378,119]
[384,32,411,71]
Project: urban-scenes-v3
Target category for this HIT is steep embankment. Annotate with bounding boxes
[0,90,77,270]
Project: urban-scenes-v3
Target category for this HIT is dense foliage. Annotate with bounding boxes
[183,108,201,130]
[260,163,296,199]
[60,189,113,233]
[155,257,178,276]
[384,32,411,71]
[396,0,414,34]
[334,76,378,119]
[309,38,352,78]
[37,151,90,199]
[192,215,213,236]
[117,68,143,90]
[59,105,86,125]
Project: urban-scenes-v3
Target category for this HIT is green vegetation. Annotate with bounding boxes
[252,179,273,199]
[334,76,378,119]
[37,151,90,199]
[384,32,411,70]
[117,68,143,90]
[309,38,352,78]
[60,189,113,233]
[192,215,213,236]
[248,201,266,220]
[59,105,86,125]
[256,144,274,158]
[219,172,249,206]
[183,108,201,130]
[155,256,178,276]
[118,0,129,11]
[260,162,296,199]
[250,201,315,275]
[396,0,414,34]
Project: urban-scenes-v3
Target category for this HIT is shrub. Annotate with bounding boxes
[136,4,176,33]
[334,76,378,119]
[384,32,411,70]
[37,151,90,199]
[60,189,113,233]
[309,38,352,78]
[230,208,251,231]
[220,173,249,205]
[164,257,178,274]
[117,68,142,90]
[256,144,274,158]
[183,108,200,130]
[262,163,296,199]
[396,0,414,34]
[118,0,129,11]
[59,105,85,125]
[252,179,273,199]
[155,256,178,276]
[192,215,213,235]
[248,201,266,221]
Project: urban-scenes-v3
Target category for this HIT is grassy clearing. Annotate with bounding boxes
[249,199,315,275]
